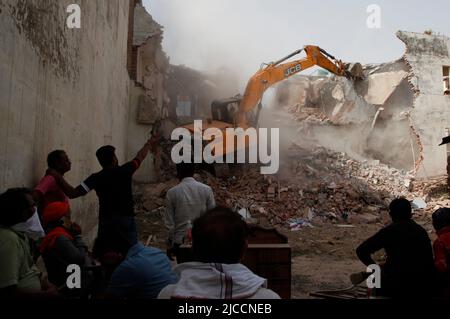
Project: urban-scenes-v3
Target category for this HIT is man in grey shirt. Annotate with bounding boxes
[164,163,215,260]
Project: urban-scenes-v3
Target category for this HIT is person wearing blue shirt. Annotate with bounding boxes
[93,234,178,299]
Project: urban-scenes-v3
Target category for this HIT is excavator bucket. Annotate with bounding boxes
[345,62,364,80]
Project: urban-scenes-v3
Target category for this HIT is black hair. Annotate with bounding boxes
[389,198,412,222]
[0,188,33,227]
[176,162,195,180]
[432,208,450,231]
[192,206,249,264]
[96,145,116,168]
[47,150,66,169]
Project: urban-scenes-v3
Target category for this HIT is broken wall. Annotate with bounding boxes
[276,66,416,171]
[127,3,169,183]
[167,65,233,123]
[0,0,131,242]
[274,33,450,174]
[398,31,450,178]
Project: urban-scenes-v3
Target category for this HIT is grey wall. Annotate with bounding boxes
[0,0,131,241]
[398,31,450,178]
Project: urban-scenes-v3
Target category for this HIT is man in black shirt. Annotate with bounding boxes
[50,137,157,245]
[356,198,436,298]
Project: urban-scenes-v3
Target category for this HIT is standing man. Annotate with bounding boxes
[356,198,436,298]
[49,137,158,245]
[164,163,216,261]
[33,150,72,215]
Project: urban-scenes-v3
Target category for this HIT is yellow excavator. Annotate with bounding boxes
[182,45,363,160]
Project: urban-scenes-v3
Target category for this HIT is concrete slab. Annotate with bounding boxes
[364,70,408,105]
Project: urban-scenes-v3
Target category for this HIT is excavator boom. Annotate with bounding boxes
[181,45,363,165]
[236,45,362,124]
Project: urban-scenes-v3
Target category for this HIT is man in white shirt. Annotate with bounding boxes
[164,163,215,260]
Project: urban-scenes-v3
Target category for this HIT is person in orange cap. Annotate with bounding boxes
[40,202,93,296]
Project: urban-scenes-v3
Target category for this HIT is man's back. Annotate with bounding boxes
[357,219,435,296]
[158,262,280,299]
[165,177,215,244]
[381,220,433,274]
[82,161,137,218]
[108,243,178,299]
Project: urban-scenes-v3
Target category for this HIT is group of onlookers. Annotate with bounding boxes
[1,138,450,299]
[0,139,280,299]
[357,198,450,298]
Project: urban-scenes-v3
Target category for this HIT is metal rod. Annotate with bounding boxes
[273,49,303,66]
[319,48,336,60]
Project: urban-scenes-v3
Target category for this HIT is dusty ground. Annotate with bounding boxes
[133,106,447,298]
[134,177,439,299]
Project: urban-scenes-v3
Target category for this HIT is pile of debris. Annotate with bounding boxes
[275,56,418,174]
[136,141,449,232]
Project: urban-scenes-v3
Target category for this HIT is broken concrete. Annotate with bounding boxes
[364,70,408,105]
[127,2,170,183]
[275,31,450,177]
[398,31,450,178]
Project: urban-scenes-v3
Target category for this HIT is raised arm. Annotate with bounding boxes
[134,135,160,164]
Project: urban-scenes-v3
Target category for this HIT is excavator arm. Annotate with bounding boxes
[181,45,362,164]
[236,45,362,126]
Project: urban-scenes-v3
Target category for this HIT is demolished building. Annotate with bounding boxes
[127,1,170,183]
[275,31,450,179]
[167,65,241,124]
[167,65,218,123]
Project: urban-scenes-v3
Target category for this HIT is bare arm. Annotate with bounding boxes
[134,135,160,164]
[356,229,387,266]
[47,169,87,199]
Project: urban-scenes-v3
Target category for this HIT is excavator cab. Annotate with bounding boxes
[181,44,364,165]
[211,96,242,124]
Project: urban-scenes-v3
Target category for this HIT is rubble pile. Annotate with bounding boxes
[137,142,449,231]
[275,58,418,173]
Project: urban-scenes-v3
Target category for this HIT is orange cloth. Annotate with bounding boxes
[42,201,70,227]
[39,226,74,253]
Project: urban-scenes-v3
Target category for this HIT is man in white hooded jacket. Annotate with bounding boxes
[158,206,280,299]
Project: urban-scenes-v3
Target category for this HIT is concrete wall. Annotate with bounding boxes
[127,82,156,183]
[127,3,169,183]
[0,0,131,242]
[398,31,450,178]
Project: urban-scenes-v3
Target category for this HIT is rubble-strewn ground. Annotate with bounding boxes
[133,138,449,298]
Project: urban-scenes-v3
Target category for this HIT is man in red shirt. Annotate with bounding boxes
[432,208,450,298]
[33,150,71,215]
